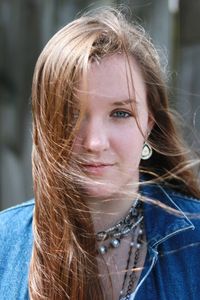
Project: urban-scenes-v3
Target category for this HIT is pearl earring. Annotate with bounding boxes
[141,142,152,160]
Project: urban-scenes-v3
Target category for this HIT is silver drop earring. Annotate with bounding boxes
[141,142,152,160]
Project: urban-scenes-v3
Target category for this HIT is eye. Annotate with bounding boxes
[111,110,132,118]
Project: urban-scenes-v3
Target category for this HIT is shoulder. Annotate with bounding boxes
[0,198,34,215]
[142,181,200,213]
[0,200,34,297]
[162,187,200,213]
[0,199,34,257]
[0,198,34,218]
[156,186,200,244]
[142,182,200,238]
[0,199,34,234]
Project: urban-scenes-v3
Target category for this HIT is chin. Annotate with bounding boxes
[82,181,120,199]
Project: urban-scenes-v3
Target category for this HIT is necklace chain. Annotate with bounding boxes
[96,197,142,255]
[119,209,144,300]
[121,219,144,300]
[95,198,144,299]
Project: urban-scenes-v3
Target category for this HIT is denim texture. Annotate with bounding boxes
[0,183,200,300]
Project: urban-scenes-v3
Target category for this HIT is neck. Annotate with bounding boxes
[87,188,139,233]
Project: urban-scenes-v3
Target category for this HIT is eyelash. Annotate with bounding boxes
[111,110,132,118]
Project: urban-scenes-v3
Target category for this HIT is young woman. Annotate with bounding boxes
[0,7,200,300]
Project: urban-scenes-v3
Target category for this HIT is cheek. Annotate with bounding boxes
[71,139,79,155]
[71,132,83,154]
[111,127,145,164]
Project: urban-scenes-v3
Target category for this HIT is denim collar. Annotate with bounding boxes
[140,182,194,249]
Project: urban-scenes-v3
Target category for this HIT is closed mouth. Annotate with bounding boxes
[82,162,114,167]
[80,162,115,175]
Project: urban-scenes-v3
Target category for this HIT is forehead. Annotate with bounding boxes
[78,54,146,105]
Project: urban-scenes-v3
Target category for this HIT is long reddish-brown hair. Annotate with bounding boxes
[29,7,200,300]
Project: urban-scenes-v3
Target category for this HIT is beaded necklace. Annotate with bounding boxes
[96,199,144,299]
[96,197,142,254]
[120,218,144,299]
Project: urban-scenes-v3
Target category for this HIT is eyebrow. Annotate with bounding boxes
[111,99,137,106]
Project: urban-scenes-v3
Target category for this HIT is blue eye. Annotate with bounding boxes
[112,111,132,118]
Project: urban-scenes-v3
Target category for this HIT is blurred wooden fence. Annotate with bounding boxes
[0,0,200,210]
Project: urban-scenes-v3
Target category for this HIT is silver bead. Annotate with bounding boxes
[110,239,120,248]
[130,241,134,247]
[136,243,141,249]
[98,245,107,254]
[138,229,143,235]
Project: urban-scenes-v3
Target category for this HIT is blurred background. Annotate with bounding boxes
[0,0,200,210]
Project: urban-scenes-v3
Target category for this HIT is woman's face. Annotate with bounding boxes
[73,54,151,199]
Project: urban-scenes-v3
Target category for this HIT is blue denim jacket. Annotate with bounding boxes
[0,183,200,300]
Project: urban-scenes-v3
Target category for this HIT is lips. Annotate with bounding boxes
[81,162,114,175]
[83,162,111,167]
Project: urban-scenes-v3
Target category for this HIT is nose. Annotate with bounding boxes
[81,119,109,153]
